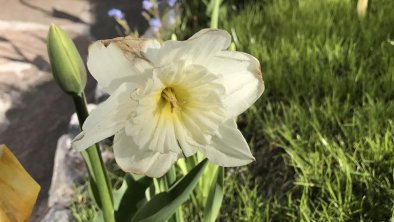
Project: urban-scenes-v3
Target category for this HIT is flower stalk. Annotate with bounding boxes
[47,24,114,221]
[210,0,220,29]
[72,92,114,222]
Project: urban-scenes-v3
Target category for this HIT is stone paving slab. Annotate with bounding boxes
[0,0,91,25]
[0,22,90,131]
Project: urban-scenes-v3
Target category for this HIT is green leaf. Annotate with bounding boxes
[92,210,104,222]
[203,166,224,222]
[114,174,153,222]
[166,165,177,186]
[81,148,102,208]
[176,158,188,176]
[166,166,183,222]
[198,162,218,206]
[47,24,87,95]
[131,159,209,222]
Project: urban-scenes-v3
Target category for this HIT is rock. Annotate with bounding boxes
[47,135,86,209]
[43,104,114,222]
[41,208,73,222]
[42,134,83,222]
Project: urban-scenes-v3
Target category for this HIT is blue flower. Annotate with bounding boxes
[108,8,125,20]
[143,0,154,10]
[168,0,176,7]
[149,18,162,33]
[166,9,176,27]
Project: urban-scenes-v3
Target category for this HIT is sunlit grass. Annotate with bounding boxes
[213,0,394,221]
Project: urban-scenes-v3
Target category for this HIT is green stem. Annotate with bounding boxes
[210,0,221,29]
[165,166,184,222]
[72,92,114,222]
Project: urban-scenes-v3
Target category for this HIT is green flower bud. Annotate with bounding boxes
[171,33,177,41]
[229,42,236,51]
[47,24,87,95]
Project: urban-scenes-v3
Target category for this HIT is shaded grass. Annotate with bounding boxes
[214,0,394,221]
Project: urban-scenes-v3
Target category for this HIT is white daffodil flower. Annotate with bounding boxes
[72,29,264,178]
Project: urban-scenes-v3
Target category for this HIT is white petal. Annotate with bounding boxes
[206,51,264,118]
[72,83,136,151]
[113,130,180,178]
[87,37,161,94]
[156,29,231,66]
[172,115,199,157]
[200,118,255,167]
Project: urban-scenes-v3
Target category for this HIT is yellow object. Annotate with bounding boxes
[357,0,368,18]
[0,145,40,222]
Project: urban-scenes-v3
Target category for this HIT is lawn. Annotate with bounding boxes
[206,0,394,221]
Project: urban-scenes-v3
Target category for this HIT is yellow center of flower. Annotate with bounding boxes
[161,87,181,113]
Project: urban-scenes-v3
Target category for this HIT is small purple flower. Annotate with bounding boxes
[149,18,161,33]
[143,0,153,10]
[108,8,125,20]
[165,9,176,27]
[168,0,176,7]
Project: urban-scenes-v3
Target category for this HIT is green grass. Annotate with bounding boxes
[70,183,97,222]
[211,0,394,221]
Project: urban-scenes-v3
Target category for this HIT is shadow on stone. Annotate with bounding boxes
[19,0,89,24]
[0,33,96,221]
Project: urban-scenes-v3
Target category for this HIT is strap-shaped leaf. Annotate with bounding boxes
[203,166,224,222]
[81,150,101,208]
[132,159,208,222]
[114,174,153,222]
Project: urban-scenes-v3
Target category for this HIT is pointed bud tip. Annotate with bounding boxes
[48,23,61,35]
